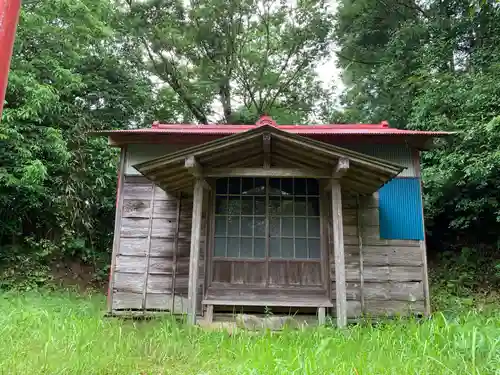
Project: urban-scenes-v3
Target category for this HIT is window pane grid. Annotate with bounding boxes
[214,177,321,260]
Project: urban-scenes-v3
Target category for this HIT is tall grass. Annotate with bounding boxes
[0,291,499,375]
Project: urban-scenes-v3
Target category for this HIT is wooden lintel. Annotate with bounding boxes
[184,155,211,190]
[205,167,331,178]
[331,179,347,328]
[187,178,204,325]
[263,133,271,168]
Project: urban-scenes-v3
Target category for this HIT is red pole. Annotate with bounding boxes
[0,0,21,119]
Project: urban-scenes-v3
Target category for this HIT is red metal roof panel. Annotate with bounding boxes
[93,115,452,137]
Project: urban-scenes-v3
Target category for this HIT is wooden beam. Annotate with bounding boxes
[324,158,350,191]
[333,158,350,179]
[205,167,331,178]
[187,178,204,325]
[263,133,271,168]
[184,156,211,191]
[331,179,347,328]
[185,155,202,177]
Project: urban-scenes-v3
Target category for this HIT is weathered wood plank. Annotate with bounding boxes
[232,263,246,284]
[342,264,423,282]
[246,262,266,285]
[123,175,150,184]
[387,266,423,282]
[187,179,204,325]
[122,199,186,219]
[363,300,425,316]
[213,261,232,283]
[331,180,347,328]
[344,193,379,209]
[206,287,329,302]
[333,281,424,302]
[342,263,361,281]
[301,262,322,286]
[344,246,423,266]
[122,181,175,201]
[111,292,191,314]
[122,199,151,218]
[269,262,286,285]
[343,208,379,227]
[147,274,174,293]
[330,300,362,318]
[114,272,145,293]
[345,234,420,247]
[205,167,332,178]
[146,294,189,313]
[363,281,424,301]
[112,292,142,310]
[120,218,191,238]
[331,281,362,300]
[114,255,191,275]
[420,239,431,316]
[119,237,190,257]
[115,255,147,273]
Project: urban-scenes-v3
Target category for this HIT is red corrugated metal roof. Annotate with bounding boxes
[94,116,452,137]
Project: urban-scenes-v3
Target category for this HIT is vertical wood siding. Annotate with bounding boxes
[111,176,207,313]
[328,192,426,318]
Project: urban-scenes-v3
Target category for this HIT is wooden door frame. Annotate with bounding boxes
[203,177,331,298]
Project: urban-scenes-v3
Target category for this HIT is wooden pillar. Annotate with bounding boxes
[107,147,127,313]
[318,307,326,325]
[331,179,347,328]
[187,178,204,325]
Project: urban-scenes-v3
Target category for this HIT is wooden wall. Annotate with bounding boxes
[327,192,427,318]
[109,174,207,313]
[111,143,429,318]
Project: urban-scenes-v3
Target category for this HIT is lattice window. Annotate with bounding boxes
[214,177,321,259]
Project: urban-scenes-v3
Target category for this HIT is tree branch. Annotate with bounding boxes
[142,39,208,124]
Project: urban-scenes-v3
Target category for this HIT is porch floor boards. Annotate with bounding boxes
[203,287,333,308]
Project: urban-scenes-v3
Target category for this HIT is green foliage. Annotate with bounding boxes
[430,247,500,312]
[332,0,500,258]
[0,0,154,285]
[0,291,499,373]
[119,0,334,124]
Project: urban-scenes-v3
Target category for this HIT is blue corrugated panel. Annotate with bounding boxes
[378,178,424,240]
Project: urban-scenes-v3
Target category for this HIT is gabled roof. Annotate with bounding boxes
[134,123,405,195]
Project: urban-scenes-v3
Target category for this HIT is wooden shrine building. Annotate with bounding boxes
[95,116,451,327]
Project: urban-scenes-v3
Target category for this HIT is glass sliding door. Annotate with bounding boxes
[211,177,324,288]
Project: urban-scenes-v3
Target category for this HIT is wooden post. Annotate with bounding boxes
[356,195,365,315]
[107,147,127,314]
[141,182,157,312]
[331,179,347,328]
[187,178,204,325]
[318,307,326,325]
[204,304,214,324]
[170,194,181,313]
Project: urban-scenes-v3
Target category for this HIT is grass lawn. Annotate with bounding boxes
[0,291,499,374]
